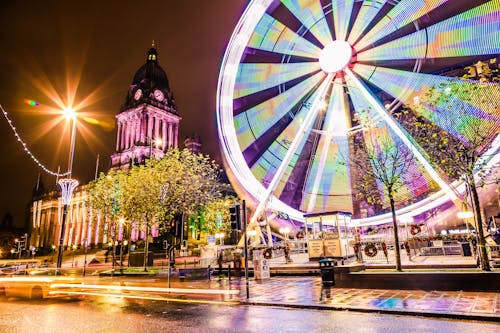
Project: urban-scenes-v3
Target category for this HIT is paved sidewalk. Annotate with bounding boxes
[172,276,500,321]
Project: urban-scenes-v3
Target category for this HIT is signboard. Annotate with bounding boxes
[323,239,342,257]
[207,235,216,245]
[253,259,270,279]
[308,240,324,258]
[433,240,443,247]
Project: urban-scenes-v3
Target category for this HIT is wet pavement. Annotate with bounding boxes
[158,276,500,321]
[249,277,499,319]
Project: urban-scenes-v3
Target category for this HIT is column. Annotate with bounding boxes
[135,117,141,144]
[116,122,122,151]
[130,119,135,146]
[162,120,167,151]
[120,121,126,150]
[174,123,178,148]
[154,117,160,140]
[168,123,173,149]
[148,114,154,140]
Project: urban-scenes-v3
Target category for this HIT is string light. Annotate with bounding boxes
[1,104,69,177]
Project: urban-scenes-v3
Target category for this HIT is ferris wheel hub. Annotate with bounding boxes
[318,40,352,73]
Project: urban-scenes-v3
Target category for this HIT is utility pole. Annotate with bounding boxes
[243,200,249,299]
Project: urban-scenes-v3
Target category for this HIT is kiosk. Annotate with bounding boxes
[304,211,354,260]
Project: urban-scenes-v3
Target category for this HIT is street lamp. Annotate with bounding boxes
[56,107,79,271]
[279,227,290,241]
[71,244,77,267]
[51,245,56,263]
[215,232,225,245]
[149,137,163,159]
[120,240,128,272]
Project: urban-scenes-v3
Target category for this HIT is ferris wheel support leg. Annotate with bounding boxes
[344,69,462,207]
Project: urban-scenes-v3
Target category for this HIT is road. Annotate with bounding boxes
[0,296,498,333]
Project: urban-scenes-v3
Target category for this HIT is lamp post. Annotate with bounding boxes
[51,245,56,263]
[279,227,290,241]
[149,137,163,159]
[71,244,77,267]
[215,232,225,245]
[120,240,128,272]
[14,238,21,260]
[56,107,79,271]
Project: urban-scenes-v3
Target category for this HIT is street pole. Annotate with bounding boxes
[243,200,249,299]
[83,238,88,277]
[144,224,150,272]
[119,241,123,273]
[56,110,78,272]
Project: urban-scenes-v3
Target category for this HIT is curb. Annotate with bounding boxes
[239,300,500,322]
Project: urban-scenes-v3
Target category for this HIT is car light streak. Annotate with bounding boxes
[48,290,240,306]
[50,283,240,295]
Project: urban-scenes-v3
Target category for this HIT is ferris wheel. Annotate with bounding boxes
[216,0,500,224]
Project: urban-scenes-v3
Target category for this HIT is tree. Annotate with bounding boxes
[399,66,500,271]
[202,196,237,235]
[348,128,422,271]
[88,148,227,266]
[87,169,126,270]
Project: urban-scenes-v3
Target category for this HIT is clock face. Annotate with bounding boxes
[134,89,142,100]
[154,89,164,101]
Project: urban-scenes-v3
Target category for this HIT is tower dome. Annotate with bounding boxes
[122,45,176,111]
[112,43,181,170]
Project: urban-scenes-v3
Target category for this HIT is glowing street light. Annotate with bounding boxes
[149,137,163,159]
[215,232,225,245]
[279,227,290,240]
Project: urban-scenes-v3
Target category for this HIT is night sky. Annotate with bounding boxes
[0,0,248,227]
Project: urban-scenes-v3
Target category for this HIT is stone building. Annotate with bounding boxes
[30,45,179,251]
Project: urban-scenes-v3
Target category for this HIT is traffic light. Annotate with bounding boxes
[19,233,28,250]
[169,214,182,238]
[229,204,241,230]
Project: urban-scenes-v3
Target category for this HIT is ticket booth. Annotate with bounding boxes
[304,211,354,260]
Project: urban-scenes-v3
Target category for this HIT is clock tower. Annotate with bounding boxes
[111,44,181,168]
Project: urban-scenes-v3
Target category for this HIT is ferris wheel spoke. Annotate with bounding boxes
[303,78,353,212]
[249,12,322,59]
[281,0,333,46]
[355,0,453,52]
[234,62,321,99]
[241,79,325,168]
[347,83,436,204]
[330,0,355,41]
[357,2,500,63]
[347,0,387,45]
[344,68,459,203]
[250,74,333,220]
[352,64,500,141]
[235,72,325,152]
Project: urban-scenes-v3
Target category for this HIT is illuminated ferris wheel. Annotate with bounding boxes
[216,0,500,224]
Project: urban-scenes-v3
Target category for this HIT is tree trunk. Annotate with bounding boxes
[468,177,491,271]
[390,195,402,271]
[143,223,149,272]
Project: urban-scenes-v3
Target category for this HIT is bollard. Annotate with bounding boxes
[208,265,211,281]
[228,265,231,281]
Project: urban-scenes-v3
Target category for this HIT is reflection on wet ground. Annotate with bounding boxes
[1,275,498,319]
[232,277,499,318]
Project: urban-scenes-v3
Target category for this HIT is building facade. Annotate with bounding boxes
[30,46,179,251]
